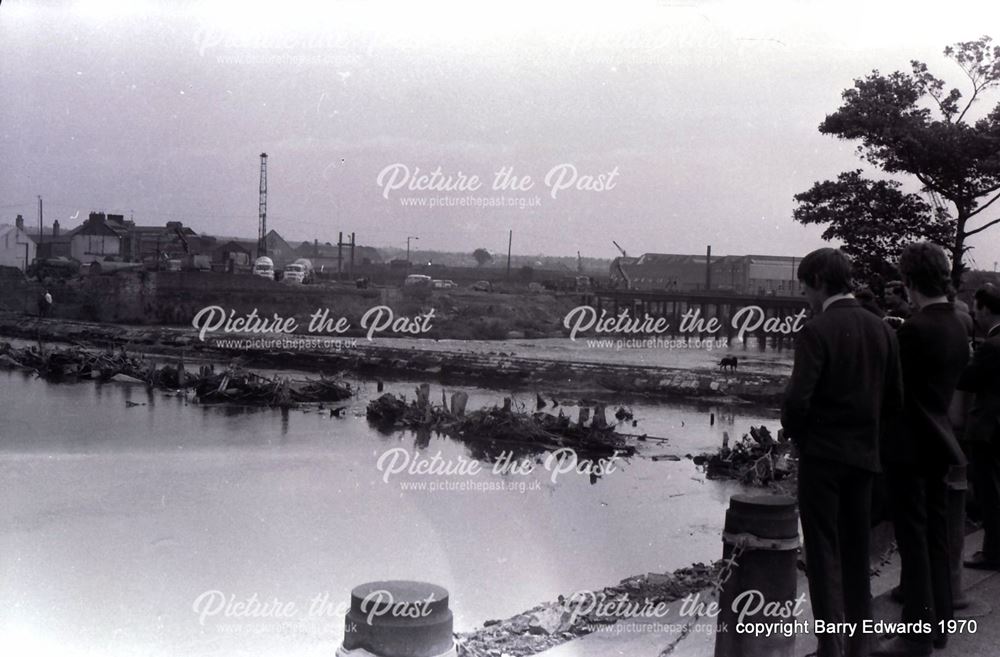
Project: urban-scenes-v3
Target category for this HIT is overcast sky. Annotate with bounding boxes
[2,0,999,269]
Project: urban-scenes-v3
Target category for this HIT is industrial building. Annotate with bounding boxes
[610,252,803,297]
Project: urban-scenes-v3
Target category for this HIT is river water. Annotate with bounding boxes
[0,361,780,657]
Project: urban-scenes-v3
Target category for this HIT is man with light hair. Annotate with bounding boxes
[874,242,969,656]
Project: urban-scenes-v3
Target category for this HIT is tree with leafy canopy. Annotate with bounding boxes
[794,36,1000,290]
[472,248,493,267]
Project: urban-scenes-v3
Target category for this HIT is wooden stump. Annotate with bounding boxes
[450,392,468,417]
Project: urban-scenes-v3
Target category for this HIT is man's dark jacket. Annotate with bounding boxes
[882,302,970,469]
[782,298,903,472]
[958,324,1000,444]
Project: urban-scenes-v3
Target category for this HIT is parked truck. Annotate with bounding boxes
[252,256,275,280]
[283,258,314,284]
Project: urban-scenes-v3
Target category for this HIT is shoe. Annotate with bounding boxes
[963,551,1000,570]
[872,636,932,656]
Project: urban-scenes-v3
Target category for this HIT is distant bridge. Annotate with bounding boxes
[578,289,810,350]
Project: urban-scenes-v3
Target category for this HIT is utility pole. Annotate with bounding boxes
[338,231,343,277]
[705,245,712,291]
[350,232,355,278]
[506,229,512,279]
[406,236,418,262]
[37,196,43,250]
[334,232,356,280]
[257,153,268,258]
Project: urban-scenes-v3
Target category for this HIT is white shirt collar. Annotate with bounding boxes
[822,292,855,312]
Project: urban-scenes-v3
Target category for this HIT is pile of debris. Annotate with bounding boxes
[367,385,637,459]
[455,562,720,657]
[0,342,352,408]
[691,425,795,488]
[0,341,146,381]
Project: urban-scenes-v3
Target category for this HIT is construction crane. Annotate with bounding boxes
[611,241,632,290]
[257,153,268,258]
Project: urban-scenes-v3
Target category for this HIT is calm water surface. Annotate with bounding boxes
[0,362,778,657]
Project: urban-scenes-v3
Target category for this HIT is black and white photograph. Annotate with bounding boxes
[3,2,1000,656]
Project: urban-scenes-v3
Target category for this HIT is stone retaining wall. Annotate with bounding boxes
[0,314,788,404]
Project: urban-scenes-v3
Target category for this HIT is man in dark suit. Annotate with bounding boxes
[884,281,913,320]
[783,248,903,657]
[959,284,1000,570]
[874,243,970,656]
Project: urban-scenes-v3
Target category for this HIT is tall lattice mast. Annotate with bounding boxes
[257,152,268,258]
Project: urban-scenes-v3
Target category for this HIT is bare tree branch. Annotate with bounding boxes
[965,215,1000,237]
[969,189,1000,218]
[956,86,979,124]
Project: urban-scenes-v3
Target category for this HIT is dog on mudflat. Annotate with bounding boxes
[718,356,738,372]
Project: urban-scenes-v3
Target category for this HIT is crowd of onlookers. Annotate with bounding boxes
[781,243,1000,657]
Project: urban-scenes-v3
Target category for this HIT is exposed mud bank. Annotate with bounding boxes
[0,314,790,404]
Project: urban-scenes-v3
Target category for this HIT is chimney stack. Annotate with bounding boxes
[53,220,60,237]
[15,214,24,230]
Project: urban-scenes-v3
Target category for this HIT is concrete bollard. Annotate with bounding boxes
[337,580,456,657]
[714,495,800,657]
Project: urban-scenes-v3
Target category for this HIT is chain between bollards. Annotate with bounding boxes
[657,538,748,656]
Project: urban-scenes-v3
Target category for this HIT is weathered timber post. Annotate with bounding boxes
[592,404,607,429]
[450,392,468,417]
[415,383,430,408]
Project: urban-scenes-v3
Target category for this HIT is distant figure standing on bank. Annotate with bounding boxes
[958,284,1000,571]
[782,248,903,657]
[38,290,53,317]
[873,243,969,657]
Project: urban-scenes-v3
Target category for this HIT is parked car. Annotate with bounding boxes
[403,274,433,299]
[471,280,492,292]
[432,279,457,289]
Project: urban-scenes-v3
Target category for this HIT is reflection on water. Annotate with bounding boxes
[0,367,777,657]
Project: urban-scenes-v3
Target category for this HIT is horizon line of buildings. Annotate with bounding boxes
[3,211,802,295]
[0,212,382,274]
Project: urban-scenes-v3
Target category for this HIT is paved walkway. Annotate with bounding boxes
[535,529,998,656]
